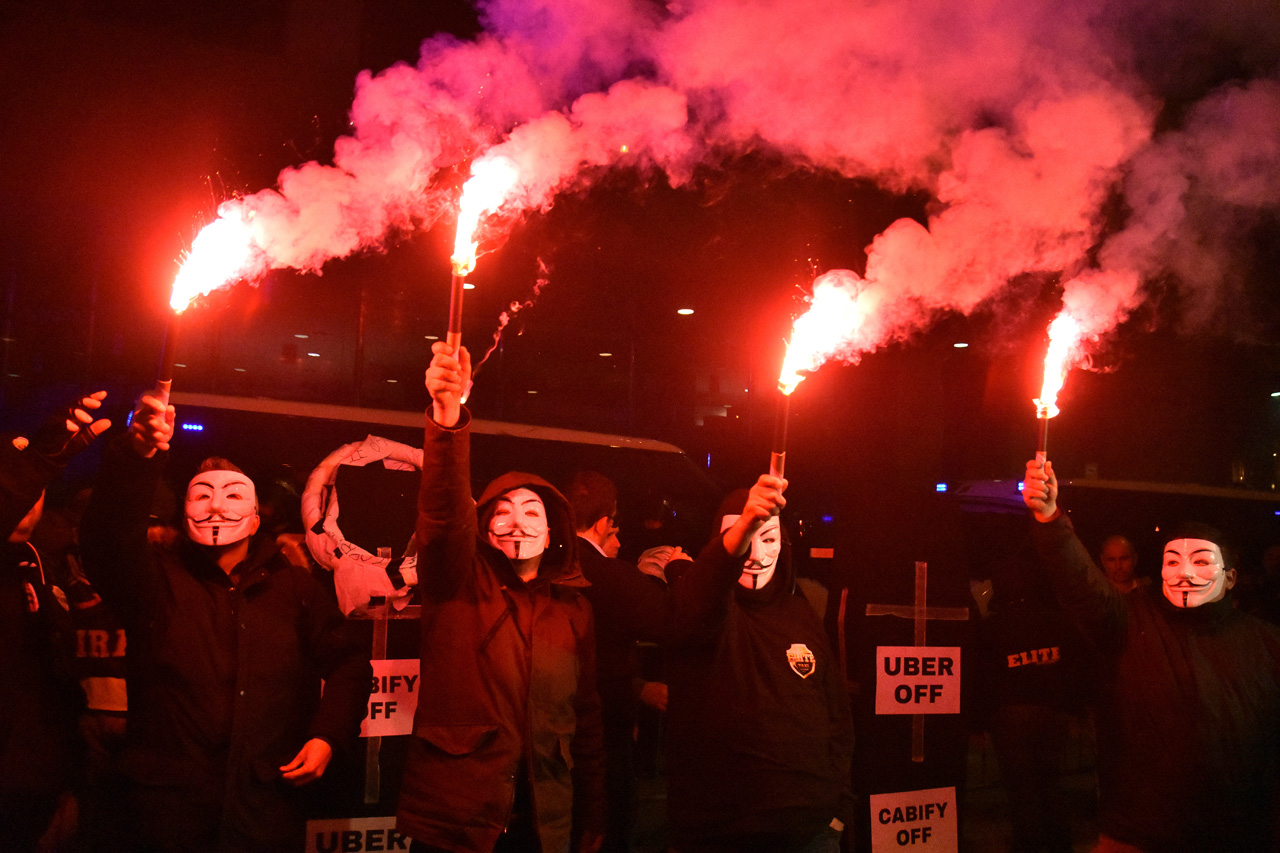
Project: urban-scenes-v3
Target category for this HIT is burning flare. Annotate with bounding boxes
[778,274,869,395]
[169,210,258,313]
[451,156,520,277]
[1033,312,1085,419]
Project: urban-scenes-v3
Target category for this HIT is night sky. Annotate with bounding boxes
[3,0,1280,569]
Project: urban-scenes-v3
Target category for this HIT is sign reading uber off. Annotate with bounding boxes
[874,646,961,715]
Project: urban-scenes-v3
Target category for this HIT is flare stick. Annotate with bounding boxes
[446,273,466,352]
[1035,413,1049,465]
[770,391,791,479]
[156,312,181,405]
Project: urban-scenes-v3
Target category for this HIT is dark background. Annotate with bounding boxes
[2,0,1279,576]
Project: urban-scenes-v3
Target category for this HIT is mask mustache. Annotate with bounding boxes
[191,513,246,524]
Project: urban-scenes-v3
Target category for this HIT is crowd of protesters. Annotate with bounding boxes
[4,360,1280,853]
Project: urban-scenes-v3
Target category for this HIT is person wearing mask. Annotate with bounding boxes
[396,344,605,853]
[662,480,854,853]
[1023,459,1280,851]
[79,392,371,852]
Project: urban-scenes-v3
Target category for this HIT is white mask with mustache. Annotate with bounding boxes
[721,514,782,590]
[1161,537,1233,608]
[185,469,259,547]
[487,487,550,562]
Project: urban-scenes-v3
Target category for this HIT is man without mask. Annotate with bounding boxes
[720,514,782,590]
[184,462,260,550]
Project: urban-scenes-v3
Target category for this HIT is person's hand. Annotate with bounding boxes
[638,545,684,578]
[276,533,312,568]
[424,342,472,429]
[29,391,111,464]
[577,829,605,853]
[37,791,78,852]
[280,738,333,785]
[722,474,786,557]
[128,393,175,459]
[1022,459,1058,522]
[638,681,668,713]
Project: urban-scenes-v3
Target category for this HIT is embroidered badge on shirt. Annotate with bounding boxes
[787,643,816,678]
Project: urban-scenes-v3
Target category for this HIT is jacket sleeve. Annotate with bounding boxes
[0,437,61,538]
[415,410,478,601]
[570,602,607,837]
[78,434,165,628]
[664,537,742,645]
[303,566,374,755]
[1028,511,1126,653]
[586,553,673,644]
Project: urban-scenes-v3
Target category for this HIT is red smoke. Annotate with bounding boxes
[191,0,1280,362]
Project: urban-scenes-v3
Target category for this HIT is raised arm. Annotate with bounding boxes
[79,394,173,624]
[416,343,479,599]
[2,391,110,538]
[667,475,786,642]
[1022,459,1126,649]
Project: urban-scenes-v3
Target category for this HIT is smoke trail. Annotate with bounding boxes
[196,0,1278,358]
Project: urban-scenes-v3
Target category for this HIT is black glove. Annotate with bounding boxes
[29,392,110,466]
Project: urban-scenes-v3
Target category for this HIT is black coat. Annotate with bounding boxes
[1031,512,1280,852]
[80,438,371,852]
[0,433,82,801]
[663,529,854,850]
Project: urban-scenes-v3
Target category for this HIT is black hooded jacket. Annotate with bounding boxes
[662,491,854,850]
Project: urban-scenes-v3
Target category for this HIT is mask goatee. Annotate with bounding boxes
[513,540,522,560]
[1183,591,1189,607]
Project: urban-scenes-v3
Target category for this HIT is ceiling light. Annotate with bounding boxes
[676,308,694,315]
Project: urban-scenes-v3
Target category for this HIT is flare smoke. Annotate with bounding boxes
[207,0,1280,357]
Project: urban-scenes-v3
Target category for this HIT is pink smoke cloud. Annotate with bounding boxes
[180,0,1278,367]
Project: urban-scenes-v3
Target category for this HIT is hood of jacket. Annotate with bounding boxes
[477,471,581,585]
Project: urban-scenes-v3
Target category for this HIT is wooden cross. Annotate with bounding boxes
[866,561,969,762]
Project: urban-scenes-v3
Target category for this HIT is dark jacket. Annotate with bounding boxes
[575,540,670,731]
[396,410,605,853]
[1031,512,1280,852]
[663,501,854,850]
[0,433,83,801]
[79,437,372,852]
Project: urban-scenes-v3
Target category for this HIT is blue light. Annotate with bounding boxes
[821,515,834,524]
[181,423,204,432]
[935,482,948,493]
[1017,482,1025,491]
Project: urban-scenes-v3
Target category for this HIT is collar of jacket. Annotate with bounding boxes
[179,533,284,588]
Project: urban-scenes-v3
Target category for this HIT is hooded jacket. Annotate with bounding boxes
[662,490,854,850]
[397,410,605,853]
[1031,512,1280,852]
